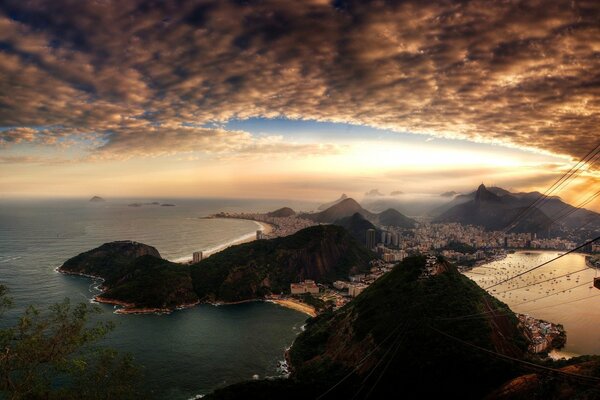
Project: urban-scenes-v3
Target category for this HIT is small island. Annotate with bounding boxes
[89,196,105,202]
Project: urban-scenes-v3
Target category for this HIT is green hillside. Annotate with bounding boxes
[207,256,529,399]
[190,225,375,302]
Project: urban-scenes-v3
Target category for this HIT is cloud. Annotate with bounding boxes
[365,189,385,197]
[0,0,598,161]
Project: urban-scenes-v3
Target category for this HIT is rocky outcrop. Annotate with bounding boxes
[59,241,161,282]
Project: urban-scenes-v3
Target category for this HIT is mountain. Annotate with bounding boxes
[59,242,197,311]
[440,191,458,197]
[60,226,374,310]
[302,198,375,223]
[317,193,348,210]
[190,225,375,303]
[431,185,600,231]
[267,207,296,218]
[97,256,198,311]
[59,241,161,282]
[377,208,416,228]
[364,189,384,197]
[434,184,553,233]
[206,256,529,399]
[333,212,378,244]
[303,198,416,228]
[89,196,105,202]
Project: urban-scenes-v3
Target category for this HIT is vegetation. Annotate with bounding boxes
[100,256,198,309]
[0,285,142,400]
[190,225,375,302]
[208,256,532,399]
[60,225,374,308]
[60,241,161,283]
[295,293,329,312]
[440,240,477,254]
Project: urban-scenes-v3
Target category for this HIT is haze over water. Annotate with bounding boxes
[466,252,600,357]
[0,199,314,399]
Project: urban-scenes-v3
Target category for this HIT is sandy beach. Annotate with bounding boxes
[269,299,317,317]
[202,219,273,257]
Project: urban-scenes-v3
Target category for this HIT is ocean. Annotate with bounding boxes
[465,251,600,358]
[0,198,317,399]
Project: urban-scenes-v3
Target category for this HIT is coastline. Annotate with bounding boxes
[59,267,316,317]
[268,298,317,317]
[93,296,201,315]
[171,218,275,263]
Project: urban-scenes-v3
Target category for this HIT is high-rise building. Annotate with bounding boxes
[366,229,376,250]
[256,230,265,240]
[392,233,400,247]
[193,251,204,263]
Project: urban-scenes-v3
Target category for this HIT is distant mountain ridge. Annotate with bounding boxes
[432,184,600,231]
[302,198,416,228]
[317,194,348,210]
[267,207,296,218]
[434,184,553,233]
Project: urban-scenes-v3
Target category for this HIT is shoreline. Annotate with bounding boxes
[171,218,275,263]
[94,296,201,315]
[59,267,316,317]
[268,298,317,317]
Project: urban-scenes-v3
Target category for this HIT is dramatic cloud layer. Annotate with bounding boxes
[0,0,599,159]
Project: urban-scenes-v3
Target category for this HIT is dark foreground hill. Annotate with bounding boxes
[205,256,531,399]
[59,226,374,310]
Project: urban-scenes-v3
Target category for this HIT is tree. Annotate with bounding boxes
[0,285,143,399]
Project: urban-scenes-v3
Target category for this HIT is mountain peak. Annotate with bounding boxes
[474,184,500,203]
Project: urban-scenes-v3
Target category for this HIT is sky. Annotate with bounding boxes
[0,0,599,210]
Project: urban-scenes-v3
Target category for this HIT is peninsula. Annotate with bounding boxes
[58,225,375,313]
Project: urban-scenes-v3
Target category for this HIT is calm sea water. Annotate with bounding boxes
[466,251,600,357]
[0,198,316,399]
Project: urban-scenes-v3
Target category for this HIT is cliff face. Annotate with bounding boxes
[190,225,376,302]
[59,241,161,282]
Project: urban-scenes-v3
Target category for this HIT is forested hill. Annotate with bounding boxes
[206,256,530,399]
